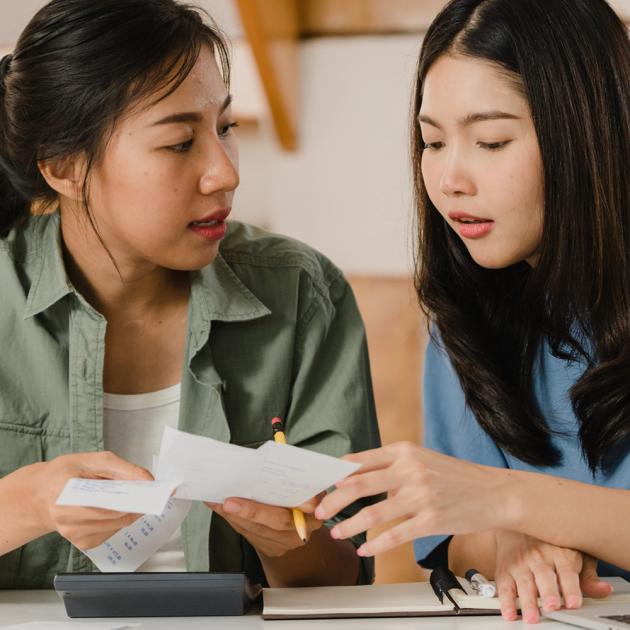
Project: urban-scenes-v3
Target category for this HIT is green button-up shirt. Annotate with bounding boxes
[0,213,380,588]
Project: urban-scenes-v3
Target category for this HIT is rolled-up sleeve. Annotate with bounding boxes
[414,336,508,568]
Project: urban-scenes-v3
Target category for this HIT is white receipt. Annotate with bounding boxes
[76,427,357,573]
[56,478,178,516]
[84,497,192,572]
[156,427,360,507]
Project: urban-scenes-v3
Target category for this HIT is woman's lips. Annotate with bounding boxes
[189,222,227,241]
[447,211,495,239]
[188,208,230,241]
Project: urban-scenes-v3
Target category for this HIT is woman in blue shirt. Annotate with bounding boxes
[316,0,630,623]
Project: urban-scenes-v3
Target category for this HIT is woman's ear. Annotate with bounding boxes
[38,154,88,202]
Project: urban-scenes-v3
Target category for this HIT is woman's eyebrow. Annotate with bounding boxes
[460,110,520,125]
[418,110,521,130]
[151,94,233,126]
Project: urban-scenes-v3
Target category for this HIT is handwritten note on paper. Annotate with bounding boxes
[156,427,360,507]
[56,478,178,515]
[84,497,192,572]
[254,440,360,506]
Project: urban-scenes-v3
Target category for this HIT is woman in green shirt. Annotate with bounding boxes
[0,0,379,588]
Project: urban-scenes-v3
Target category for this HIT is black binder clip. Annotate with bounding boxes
[430,566,466,614]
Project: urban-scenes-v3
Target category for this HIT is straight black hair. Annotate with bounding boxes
[413,0,630,471]
[0,0,230,238]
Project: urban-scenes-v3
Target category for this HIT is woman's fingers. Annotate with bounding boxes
[340,447,397,471]
[78,451,154,481]
[316,469,395,521]
[580,555,613,599]
[297,494,322,513]
[531,563,561,612]
[211,506,295,555]
[514,570,540,624]
[340,442,424,475]
[59,512,142,549]
[555,560,582,609]
[496,573,518,621]
[221,498,295,531]
[353,517,421,557]
[53,505,142,522]
[329,494,412,541]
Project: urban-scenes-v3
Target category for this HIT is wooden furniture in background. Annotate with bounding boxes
[299,0,449,36]
[235,0,299,150]
[298,0,630,36]
[348,276,428,583]
[233,0,629,149]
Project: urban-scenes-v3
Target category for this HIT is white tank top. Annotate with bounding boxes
[103,383,186,572]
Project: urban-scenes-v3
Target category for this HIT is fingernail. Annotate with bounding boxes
[524,609,539,623]
[502,609,517,621]
[224,501,241,514]
[566,595,581,609]
[544,597,559,610]
[356,545,367,556]
[314,507,325,519]
[330,527,340,539]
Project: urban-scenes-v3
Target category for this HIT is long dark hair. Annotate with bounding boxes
[413,0,630,471]
[0,0,230,239]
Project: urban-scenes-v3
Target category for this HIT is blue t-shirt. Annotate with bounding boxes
[415,337,630,579]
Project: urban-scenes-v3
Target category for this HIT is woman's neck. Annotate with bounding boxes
[59,211,190,320]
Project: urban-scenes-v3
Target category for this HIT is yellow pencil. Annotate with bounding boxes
[271,417,308,542]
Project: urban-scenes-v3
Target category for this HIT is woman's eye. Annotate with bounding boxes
[478,140,511,151]
[423,141,444,151]
[219,121,239,137]
[165,123,239,152]
[167,139,193,153]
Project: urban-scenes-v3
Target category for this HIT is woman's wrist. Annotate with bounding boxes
[0,463,51,554]
[491,468,529,532]
[16,462,52,535]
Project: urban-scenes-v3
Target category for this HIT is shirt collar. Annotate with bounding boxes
[23,213,271,325]
[190,252,271,324]
[23,213,75,319]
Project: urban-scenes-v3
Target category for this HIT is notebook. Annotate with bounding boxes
[262,576,630,620]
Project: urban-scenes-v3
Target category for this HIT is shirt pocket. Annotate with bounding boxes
[0,422,44,477]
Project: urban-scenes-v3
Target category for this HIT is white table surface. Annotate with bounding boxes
[0,591,580,629]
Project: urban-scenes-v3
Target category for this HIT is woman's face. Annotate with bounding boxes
[84,45,239,272]
[419,54,544,269]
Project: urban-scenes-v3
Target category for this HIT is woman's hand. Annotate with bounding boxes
[25,451,153,550]
[494,530,613,624]
[314,442,516,556]
[206,495,324,558]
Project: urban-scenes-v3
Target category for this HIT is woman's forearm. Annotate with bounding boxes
[0,465,49,555]
[258,526,360,587]
[503,470,630,569]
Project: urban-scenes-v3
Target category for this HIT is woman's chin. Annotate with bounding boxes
[468,248,523,270]
[157,248,221,272]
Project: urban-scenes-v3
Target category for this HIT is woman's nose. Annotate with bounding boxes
[199,141,239,195]
[439,152,476,197]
